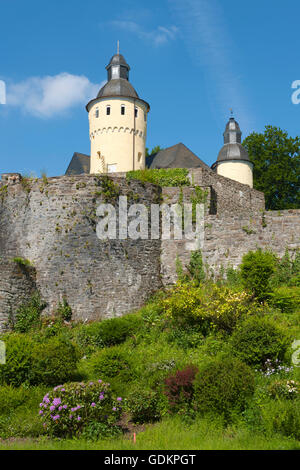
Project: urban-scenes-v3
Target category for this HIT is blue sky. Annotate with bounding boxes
[0,0,299,176]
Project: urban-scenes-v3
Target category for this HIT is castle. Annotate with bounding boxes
[0,52,299,330]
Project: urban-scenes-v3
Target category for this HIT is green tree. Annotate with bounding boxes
[243,126,300,210]
[145,146,164,157]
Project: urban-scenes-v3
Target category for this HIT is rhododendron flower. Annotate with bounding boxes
[53,398,61,406]
[117,397,122,402]
[91,402,96,407]
[50,406,55,411]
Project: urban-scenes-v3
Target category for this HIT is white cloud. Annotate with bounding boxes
[110,20,178,46]
[6,73,102,118]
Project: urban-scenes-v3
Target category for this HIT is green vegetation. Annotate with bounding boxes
[0,248,299,450]
[126,168,190,187]
[243,126,300,210]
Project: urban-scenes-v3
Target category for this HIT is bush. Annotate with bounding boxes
[30,337,80,386]
[164,365,198,412]
[230,316,290,367]
[39,380,123,437]
[56,298,72,322]
[269,286,300,313]
[98,315,142,346]
[268,379,299,400]
[74,315,142,353]
[240,249,277,301]
[14,293,46,333]
[90,348,133,383]
[163,283,255,334]
[0,334,34,386]
[193,357,255,419]
[261,400,300,440]
[186,250,206,284]
[126,388,166,424]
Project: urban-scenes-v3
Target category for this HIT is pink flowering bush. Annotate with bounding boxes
[39,379,122,437]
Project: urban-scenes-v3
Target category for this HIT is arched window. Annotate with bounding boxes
[121,105,125,115]
[134,107,138,118]
[106,106,111,116]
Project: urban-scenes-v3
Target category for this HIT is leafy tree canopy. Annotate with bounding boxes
[145,146,164,157]
[243,126,300,210]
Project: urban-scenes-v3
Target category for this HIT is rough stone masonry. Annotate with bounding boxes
[0,170,299,330]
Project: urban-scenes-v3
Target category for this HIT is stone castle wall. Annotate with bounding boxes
[0,172,299,329]
[0,175,162,325]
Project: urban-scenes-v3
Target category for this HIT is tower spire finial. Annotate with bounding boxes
[230,108,233,117]
[117,40,120,55]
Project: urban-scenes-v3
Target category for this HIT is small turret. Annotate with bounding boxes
[212,115,253,187]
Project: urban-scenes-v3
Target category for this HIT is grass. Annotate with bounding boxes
[0,416,299,450]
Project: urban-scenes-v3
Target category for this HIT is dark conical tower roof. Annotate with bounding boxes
[86,49,150,111]
[96,52,139,99]
[216,116,250,163]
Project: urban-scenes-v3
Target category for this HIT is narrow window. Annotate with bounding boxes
[106,106,111,115]
[95,109,99,118]
[121,105,125,115]
[144,111,146,122]
[134,107,138,118]
[138,152,142,162]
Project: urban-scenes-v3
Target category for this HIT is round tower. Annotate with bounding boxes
[212,116,253,187]
[86,51,150,174]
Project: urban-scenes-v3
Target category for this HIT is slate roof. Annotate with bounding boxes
[65,152,90,175]
[146,143,210,170]
[97,78,139,99]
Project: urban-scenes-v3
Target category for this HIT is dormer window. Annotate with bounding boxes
[134,107,138,118]
[121,105,125,115]
[106,106,111,116]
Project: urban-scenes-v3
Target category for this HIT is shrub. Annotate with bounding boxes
[163,283,254,334]
[164,365,198,412]
[166,326,203,350]
[126,388,166,424]
[269,286,300,313]
[30,337,80,386]
[90,348,133,383]
[56,298,72,322]
[0,334,34,386]
[74,315,142,353]
[230,316,290,367]
[186,250,206,284]
[14,293,46,333]
[268,379,299,400]
[98,315,142,346]
[39,380,122,437]
[261,400,300,440]
[193,357,255,419]
[225,266,242,287]
[240,249,277,301]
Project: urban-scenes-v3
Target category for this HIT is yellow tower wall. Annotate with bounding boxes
[88,97,148,174]
[217,160,253,188]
